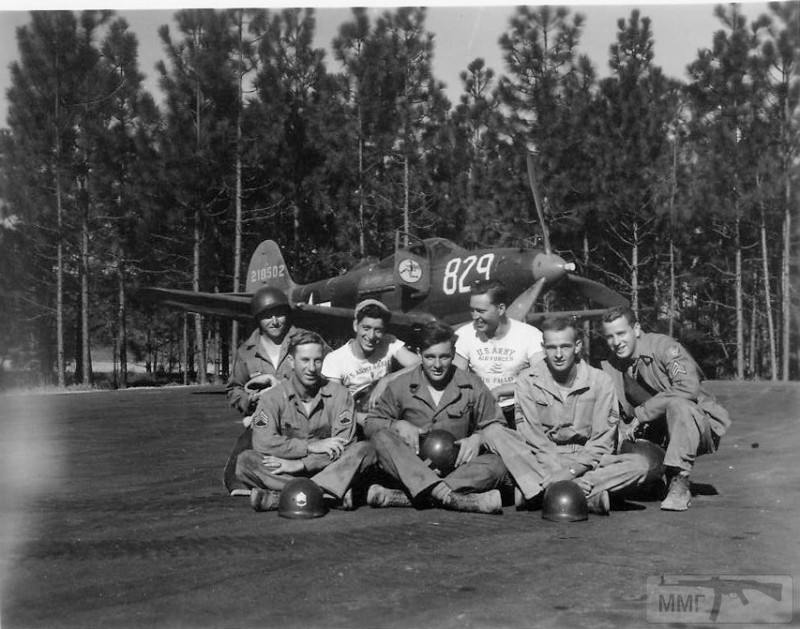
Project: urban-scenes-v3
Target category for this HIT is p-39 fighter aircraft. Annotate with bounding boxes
[140,154,627,338]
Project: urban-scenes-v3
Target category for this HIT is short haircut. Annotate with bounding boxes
[601,305,637,326]
[469,279,508,307]
[288,331,326,356]
[418,321,456,351]
[356,303,391,325]
[540,316,581,342]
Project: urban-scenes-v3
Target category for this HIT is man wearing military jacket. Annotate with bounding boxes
[600,306,731,511]
[235,331,375,512]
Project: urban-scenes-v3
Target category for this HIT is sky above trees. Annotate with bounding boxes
[0,3,769,124]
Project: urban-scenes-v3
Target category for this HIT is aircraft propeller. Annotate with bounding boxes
[526,151,552,254]
[507,152,625,322]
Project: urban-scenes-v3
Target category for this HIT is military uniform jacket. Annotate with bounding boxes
[363,365,504,440]
[225,325,306,415]
[601,332,731,438]
[515,358,619,471]
[250,378,356,474]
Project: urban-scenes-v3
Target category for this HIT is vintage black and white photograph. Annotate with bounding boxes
[0,1,797,627]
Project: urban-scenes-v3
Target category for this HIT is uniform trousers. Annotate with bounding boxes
[371,429,507,499]
[235,441,375,499]
[481,424,649,500]
[642,398,720,472]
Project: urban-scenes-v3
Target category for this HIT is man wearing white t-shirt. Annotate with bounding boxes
[322,299,419,423]
[455,279,543,425]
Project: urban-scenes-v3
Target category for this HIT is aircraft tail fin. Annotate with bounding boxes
[245,240,296,294]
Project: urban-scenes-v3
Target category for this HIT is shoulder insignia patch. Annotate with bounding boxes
[669,345,681,358]
[254,410,270,427]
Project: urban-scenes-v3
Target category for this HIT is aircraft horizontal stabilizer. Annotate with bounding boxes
[136,288,251,319]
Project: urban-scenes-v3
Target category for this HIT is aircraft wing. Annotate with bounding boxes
[137,289,439,343]
[292,303,438,342]
[136,288,251,319]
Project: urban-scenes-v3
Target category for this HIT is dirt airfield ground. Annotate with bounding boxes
[1,380,798,629]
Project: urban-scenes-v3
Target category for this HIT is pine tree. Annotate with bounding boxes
[4,10,115,385]
[496,6,598,256]
[685,5,771,378]
[759,2,799,380]
[591,10,678,324]
[157,9,240,383]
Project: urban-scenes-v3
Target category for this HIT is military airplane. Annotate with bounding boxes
[139,154,627,339]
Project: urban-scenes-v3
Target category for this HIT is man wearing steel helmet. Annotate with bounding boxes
[322,299,419,425]
[223,286,326,495]
[236,331,375,513]
[363,321,508,515]
[227,287,302,417]
[600,305,731,511]
[481,316,650,514]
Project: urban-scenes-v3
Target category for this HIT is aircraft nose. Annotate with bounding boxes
[532,252,575,283]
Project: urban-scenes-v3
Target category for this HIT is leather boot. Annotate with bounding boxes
[366,484,412,508]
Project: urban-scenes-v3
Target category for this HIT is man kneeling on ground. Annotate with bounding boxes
[236,331,374,512]
[481,316,650,514]
[600,305,731,511]
[363,321,508,515]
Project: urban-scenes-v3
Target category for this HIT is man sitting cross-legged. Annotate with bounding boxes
[235,331,375,512]
[481,316,650,514]
[363,321,509,515]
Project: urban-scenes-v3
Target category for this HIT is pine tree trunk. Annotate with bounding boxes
[760,208,778,380]
[182,313,189,385]
[781,184,791,381]
[146,326,152,374]
[669,240,676,337]
[193,31,207,386]
[231,9,243,359]
[735,215,744,379]
[358,114,365,257]
[193,211,206,384]
[54,49,66,387]
[668,137,677,337]
[403,154,409,247]
[631,220,639,317]
[80,187,91,386]
[749,299,757,379]
[117,265,127,389]
[56,172,65,387]
[781,76,792,381]
[583,232,591,363]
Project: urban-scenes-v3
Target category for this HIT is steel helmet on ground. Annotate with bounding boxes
[420,429,458,476]
[278,478,328,519]
[251,286,290,320]
[542,480,589,522]
[620,438,666,484]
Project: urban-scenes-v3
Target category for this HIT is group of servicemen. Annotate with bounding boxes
[222,279,731,516]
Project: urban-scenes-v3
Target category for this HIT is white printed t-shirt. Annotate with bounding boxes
[322,335,407,397]
[455,318,543,406]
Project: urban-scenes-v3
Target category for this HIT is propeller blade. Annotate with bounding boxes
[506,277,548,322]
[564,274,629,308]
[526,151,551,254]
